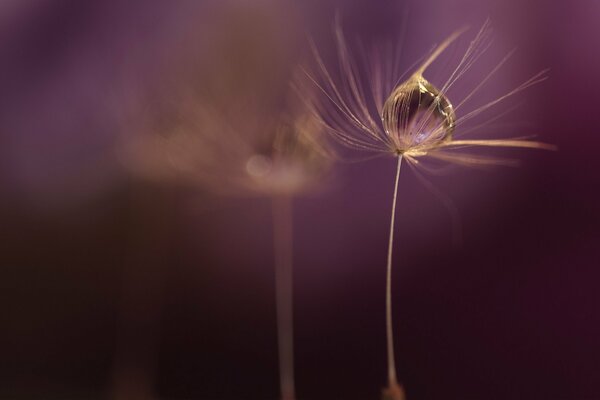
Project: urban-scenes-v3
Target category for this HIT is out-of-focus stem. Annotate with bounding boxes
[272,195,295,400]
[384,155,404,398]
[111,182,169,400]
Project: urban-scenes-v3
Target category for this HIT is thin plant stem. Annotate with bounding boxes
[111,182,168,400]
[386,155,403,389]
[272,195,295,400]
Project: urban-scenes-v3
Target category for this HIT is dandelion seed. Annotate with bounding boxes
[119,5,331,397]
[172,103,329,400]
[304,18,555,400]
[159,94,329,400]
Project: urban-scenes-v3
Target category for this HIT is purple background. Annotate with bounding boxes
[1,0,599,399]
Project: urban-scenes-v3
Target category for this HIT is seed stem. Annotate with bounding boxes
[272,195,295,400]
[386,155,403,389]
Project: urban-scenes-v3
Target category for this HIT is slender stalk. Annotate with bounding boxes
[386,155,403,390]
[111,182,167,400]
[272,195,295,400]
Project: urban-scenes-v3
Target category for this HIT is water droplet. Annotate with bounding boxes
[381,76,455,153]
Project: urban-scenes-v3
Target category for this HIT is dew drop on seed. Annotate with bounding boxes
[381,77,455,151]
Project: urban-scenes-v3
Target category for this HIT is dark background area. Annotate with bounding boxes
[1,0,599,399]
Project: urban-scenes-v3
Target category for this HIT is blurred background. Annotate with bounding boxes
[1,0,599,399]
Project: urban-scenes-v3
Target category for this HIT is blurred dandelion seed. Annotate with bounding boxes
[160,101,328,400]
[304,18,555,400]
[161,92,329,400]
[120,5,331,397]
[168,103,329,400]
